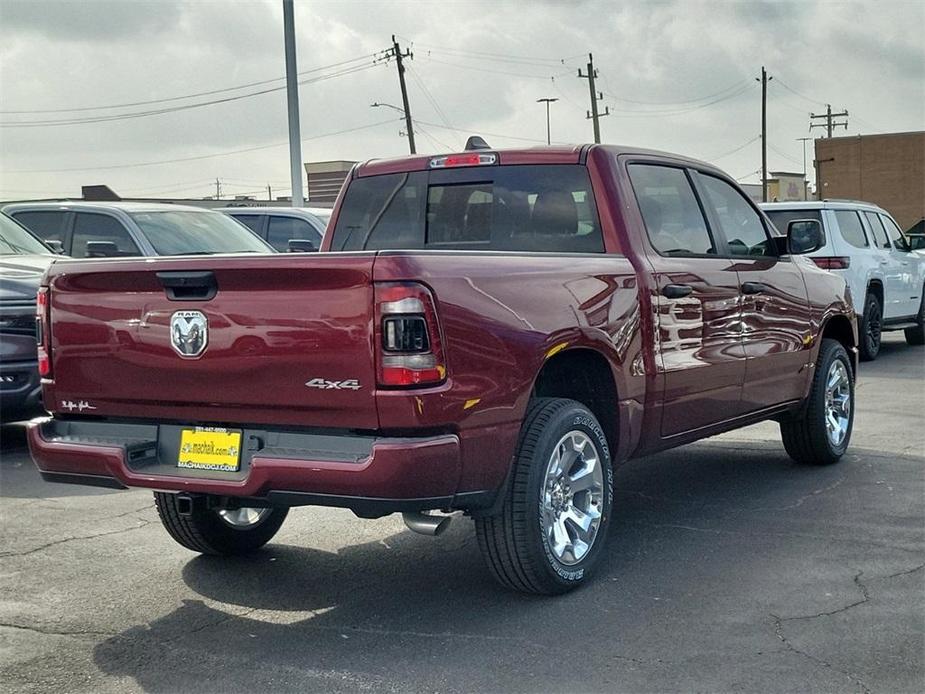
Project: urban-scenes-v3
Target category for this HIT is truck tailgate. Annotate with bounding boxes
[44,254,378,429]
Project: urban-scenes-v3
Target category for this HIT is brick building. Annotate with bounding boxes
[815,131,925,231]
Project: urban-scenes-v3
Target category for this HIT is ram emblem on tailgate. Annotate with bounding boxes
[170,310,208,358]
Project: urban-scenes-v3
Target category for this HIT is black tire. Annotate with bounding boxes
[154,492,288,555]
[859,293,882,361]
[904,287,925,345]
[475,398,614,595]
[780,338,854,465]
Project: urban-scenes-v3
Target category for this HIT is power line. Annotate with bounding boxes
[414,45,566,67]
[5,118,401,174]
[406,66,453,130]
[2,62,383,128]
[602,82,755,116]
[706,135,761,162]
[419,55,571,81]
[412,118,548,145]
[1,53,380,115]
[600,78,752,107]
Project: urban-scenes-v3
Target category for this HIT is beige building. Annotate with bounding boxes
[815,131,925,231]
[304,160,356,204]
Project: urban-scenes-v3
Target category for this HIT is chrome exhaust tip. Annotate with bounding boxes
[402,512,452,536]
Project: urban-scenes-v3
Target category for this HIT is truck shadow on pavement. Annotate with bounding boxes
[89,438,922,692]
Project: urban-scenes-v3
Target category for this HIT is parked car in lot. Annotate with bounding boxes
[762,200,925,359]
[3,202,275,258]
[216,206,330,252]
[28,143,858,594]
[0,213,56,421]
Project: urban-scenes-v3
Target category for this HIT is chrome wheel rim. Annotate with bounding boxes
[541,431,605,566]
[218,507,271,528]
[824,360,851,448]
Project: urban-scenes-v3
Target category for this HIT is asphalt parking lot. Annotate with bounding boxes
[0,333,922,693]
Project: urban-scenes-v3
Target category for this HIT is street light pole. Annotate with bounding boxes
[282,0,303,207]
[371,102,412,151]
[536,97,559,145]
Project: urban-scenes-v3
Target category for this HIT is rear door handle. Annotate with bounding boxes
[741,281,766,295]
[662,284,693,299]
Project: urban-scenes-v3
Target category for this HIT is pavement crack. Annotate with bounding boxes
[880,563,925,580]
[0,519,153,558]
[779,571,870,622]
[771,612,871,694]
[0,621,116,638]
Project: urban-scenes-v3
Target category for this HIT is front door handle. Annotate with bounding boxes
[662,284,693,298]
[741,281,767,295]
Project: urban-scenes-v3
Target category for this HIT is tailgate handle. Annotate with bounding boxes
[156,271,217,301]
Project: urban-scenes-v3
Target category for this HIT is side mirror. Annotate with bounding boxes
[287,239,316,253]
[44,239,67,255]
[85,241,120,258]
[787,219,824,255]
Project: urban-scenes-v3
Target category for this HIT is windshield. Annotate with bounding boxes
[129,210,275,256]
[0,213,54,256]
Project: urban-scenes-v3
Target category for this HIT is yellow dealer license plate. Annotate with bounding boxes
[177,427,242,472]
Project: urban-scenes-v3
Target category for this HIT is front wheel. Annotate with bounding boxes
[475,398,614,595]
[154,492,289,555]
[780,338,854,465]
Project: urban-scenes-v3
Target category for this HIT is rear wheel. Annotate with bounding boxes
[904,287,925,345]
[154,492,288,555]
[475,398,614,595]
[780,338,854,465]
[859,293,882,361]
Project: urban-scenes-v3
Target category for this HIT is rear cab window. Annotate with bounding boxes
[330,165,604,253]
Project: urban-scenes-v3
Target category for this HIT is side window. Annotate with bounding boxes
[863,211,891,249]
[266,216,322,251]
[880,214,910,251]
[833,210,868,249]
[231,214,264,234]
[10,211,67,245]
[699,175,772,256]
[627,164,714,256]
[72,213,141,257]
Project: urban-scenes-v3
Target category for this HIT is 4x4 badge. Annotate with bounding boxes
[170,310,208,358]
[305,378,361,390]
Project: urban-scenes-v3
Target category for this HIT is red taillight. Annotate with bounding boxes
[375,282,446,388]
[812,256,851,270]
[429,153,497,169]
[36,286,51,377]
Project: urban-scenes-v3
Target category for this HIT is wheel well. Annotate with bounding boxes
[532,349,618,454]
[867,279,883,305]
[821,315,856,371]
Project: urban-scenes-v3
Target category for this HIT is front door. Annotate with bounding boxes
[693,172,811,411]
[627,163,746,437]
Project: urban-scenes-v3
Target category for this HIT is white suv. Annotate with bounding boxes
[762,200,925,360]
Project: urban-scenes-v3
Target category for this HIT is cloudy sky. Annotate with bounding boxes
[0,0,922,201]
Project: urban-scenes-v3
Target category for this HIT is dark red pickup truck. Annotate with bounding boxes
[29,144,858,594]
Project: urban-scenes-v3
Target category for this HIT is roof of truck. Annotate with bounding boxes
[356,143,721,178]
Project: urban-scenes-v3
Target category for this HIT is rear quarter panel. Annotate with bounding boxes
[372,252,645,492]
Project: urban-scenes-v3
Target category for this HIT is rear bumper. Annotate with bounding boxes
[0,360,42,421]
[28,418,491,514]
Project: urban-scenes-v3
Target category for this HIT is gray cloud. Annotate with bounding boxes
[0,0,922,199]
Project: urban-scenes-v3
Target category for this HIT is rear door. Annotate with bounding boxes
[694,172,811,411]
[879,213,920,317]
[46,255,380,429]
[627,163,746,436]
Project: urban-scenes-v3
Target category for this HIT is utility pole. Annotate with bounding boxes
[267,184,272,201]
[810,104,849,138]
[797,136,811,200]
[282,0,304,207]
[757,66,772,203]
[214,178,222,200]
[536,97,558,145]
[578,54,609,144]
[391,36,416,154]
